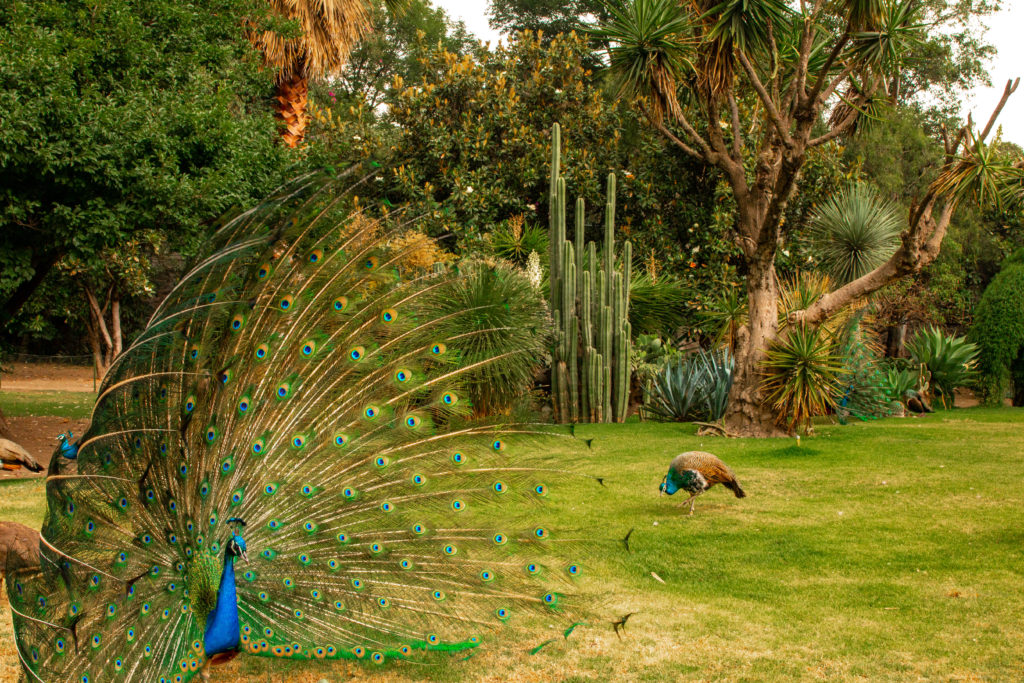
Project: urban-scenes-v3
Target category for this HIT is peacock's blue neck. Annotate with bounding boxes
[203,554,240,656]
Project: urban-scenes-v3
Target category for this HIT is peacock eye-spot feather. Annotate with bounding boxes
[381,308,397,323]
[441,392,458,405]
[332,296,348,312]
[300,341,316,357]
[279,295,293,310]
[430,343,447,355]
[405,415,421,428]
[495,607,510,620]
[309,249,323,263]
[255,344,269,359]
[492,481,507,494]
[349,346,365,361]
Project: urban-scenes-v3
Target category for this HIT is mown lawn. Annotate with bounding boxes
[3,406,1023,681]
[0,390,95,418]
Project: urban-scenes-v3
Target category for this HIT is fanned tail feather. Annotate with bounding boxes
[8,172,605,682]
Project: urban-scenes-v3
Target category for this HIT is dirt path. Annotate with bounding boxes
[0,416,90,479]
[1,362,96,392]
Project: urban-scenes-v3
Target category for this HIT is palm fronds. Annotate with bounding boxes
[588,0,695,124]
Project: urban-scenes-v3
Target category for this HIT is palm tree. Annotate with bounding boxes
[590,0,1021,435]
[250,0,403,147]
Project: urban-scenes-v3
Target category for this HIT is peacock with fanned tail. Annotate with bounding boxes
[6,175,601,682]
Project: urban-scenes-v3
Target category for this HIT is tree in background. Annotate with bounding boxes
[0,0,290,337]
[970,249,1024,405]
[250,0,407,146]
[326,0,475,111]
[593,0,1023,435]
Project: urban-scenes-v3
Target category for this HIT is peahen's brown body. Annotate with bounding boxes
[0,521,40,586]
[0,438,42,473]
[661,451,745,514]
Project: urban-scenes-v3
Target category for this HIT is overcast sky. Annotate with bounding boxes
[433,0,1024,147]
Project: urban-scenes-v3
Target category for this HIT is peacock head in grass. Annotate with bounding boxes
[659,468,707,496]
[225,517,249,564]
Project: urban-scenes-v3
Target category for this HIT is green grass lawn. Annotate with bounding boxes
[0,390,95,418]
[3,408,1024,681]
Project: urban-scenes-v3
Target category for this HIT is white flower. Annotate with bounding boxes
[691,246,700,253]
[526,203,537,211]
[525,251,543,289]
[352,135,362,141]
[465,186,474,194]
[782,249,791,257]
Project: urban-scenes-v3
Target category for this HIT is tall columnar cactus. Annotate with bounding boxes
[548,123,632,423]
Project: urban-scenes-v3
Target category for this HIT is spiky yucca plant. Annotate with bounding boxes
[489,215,549,268]
[702,288,747,352]
[762,325,845,434]
[433,260,550,417]
[628,272,689,337]
[809,184,902,285]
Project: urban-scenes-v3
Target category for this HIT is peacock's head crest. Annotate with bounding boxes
[226,518,248,563]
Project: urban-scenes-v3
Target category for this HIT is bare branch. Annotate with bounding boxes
[639,103,703,160]
[728,92,743,159]
[737,51,793,147]
[978,78,1020,143]
[808,116,856,147]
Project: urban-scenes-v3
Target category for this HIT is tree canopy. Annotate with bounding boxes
[0,0,292,332]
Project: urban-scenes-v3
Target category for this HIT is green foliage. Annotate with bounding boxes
[488,215,550,268]
[644,349,733,422]
[0,0,290,329]
[701,287,747,351]
[880,365,921,402]
[906,326,978,407]
[433,260,550,416]
[969,251,1024,405]
[809,184,902,285]
[627,272,688,337]
[321,0,475,111]
[834,315,893,422]
[762,325,844,434]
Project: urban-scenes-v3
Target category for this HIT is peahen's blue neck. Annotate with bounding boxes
[203,553,240,656]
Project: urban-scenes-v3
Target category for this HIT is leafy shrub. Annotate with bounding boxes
[762,325,845,434]
[644,349,733,422]
[906,326,979,408]
[433,261,551,416]
[969,250,1024,405]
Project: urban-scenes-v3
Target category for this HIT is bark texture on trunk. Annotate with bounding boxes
[724,261,784,437]
[275,72,309,148]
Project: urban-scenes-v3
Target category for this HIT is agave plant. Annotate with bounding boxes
[906,326,979,408]
[880,366,920,403]
[809,184,903,285]
[644,349,733,422]
[762,325,845,434]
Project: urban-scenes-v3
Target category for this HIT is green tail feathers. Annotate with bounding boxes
[8,174,602,681]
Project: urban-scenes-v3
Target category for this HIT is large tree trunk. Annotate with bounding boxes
[724,259,784,436]
[275,71,309,148]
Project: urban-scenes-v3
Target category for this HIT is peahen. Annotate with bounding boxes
[7,175,597,682]
[659,451,746,515]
